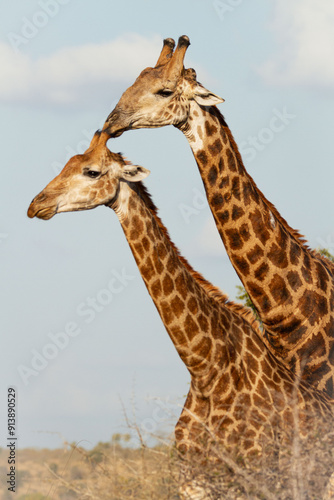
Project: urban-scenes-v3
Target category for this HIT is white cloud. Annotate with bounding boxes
[258,0,334,89]
[0,33,162,108]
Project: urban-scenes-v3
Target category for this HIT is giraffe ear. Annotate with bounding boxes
[193,84,225,106]
[122,165,151,182]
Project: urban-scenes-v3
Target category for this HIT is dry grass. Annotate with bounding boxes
[1,388,333,500]
[1,415,334,500]
[0,438,181,500]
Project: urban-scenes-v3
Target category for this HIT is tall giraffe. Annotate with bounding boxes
[27,131,333,498]
[102,36,334,398]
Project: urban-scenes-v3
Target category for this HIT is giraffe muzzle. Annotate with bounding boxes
[102,108,128,137]
[27,195,57,220]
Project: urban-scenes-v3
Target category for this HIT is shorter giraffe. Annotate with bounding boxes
[28,131,334,497]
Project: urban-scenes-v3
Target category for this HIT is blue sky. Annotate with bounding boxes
[1,0,333,452]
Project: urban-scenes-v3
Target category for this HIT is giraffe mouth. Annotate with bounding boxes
[102,108,133,137]
[35,208,57,220]
[27,203,57,220]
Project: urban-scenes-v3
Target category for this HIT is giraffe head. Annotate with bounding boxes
[27,131,150,220]
[103,36,224,137]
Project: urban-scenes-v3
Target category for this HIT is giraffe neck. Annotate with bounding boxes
[178,102,303,325]
[178,102,334,397]
[108,180,265,389]
[108,182,333,458]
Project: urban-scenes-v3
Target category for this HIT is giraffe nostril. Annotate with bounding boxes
[36,192,47,203]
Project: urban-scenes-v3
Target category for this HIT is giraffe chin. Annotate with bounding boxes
[28,205,57,220]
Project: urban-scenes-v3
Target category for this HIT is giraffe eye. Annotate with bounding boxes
[84,170,100,179]
[156,89,174,98]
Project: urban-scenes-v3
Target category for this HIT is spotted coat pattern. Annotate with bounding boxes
[27,134,333,464]
[102,36,334,399]
[180,102,334,399]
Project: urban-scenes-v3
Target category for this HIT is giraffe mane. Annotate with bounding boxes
[131,179,263,335]
[211,108,334,273]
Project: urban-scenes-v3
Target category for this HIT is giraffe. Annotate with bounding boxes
[27,131,334,498]
[101,35,334,399]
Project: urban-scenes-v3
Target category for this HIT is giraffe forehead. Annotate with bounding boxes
[59,157,84,177]
[131,64,187,93]
[130,67,165,90]
[57,150,124,184]
[58,159,98,182]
